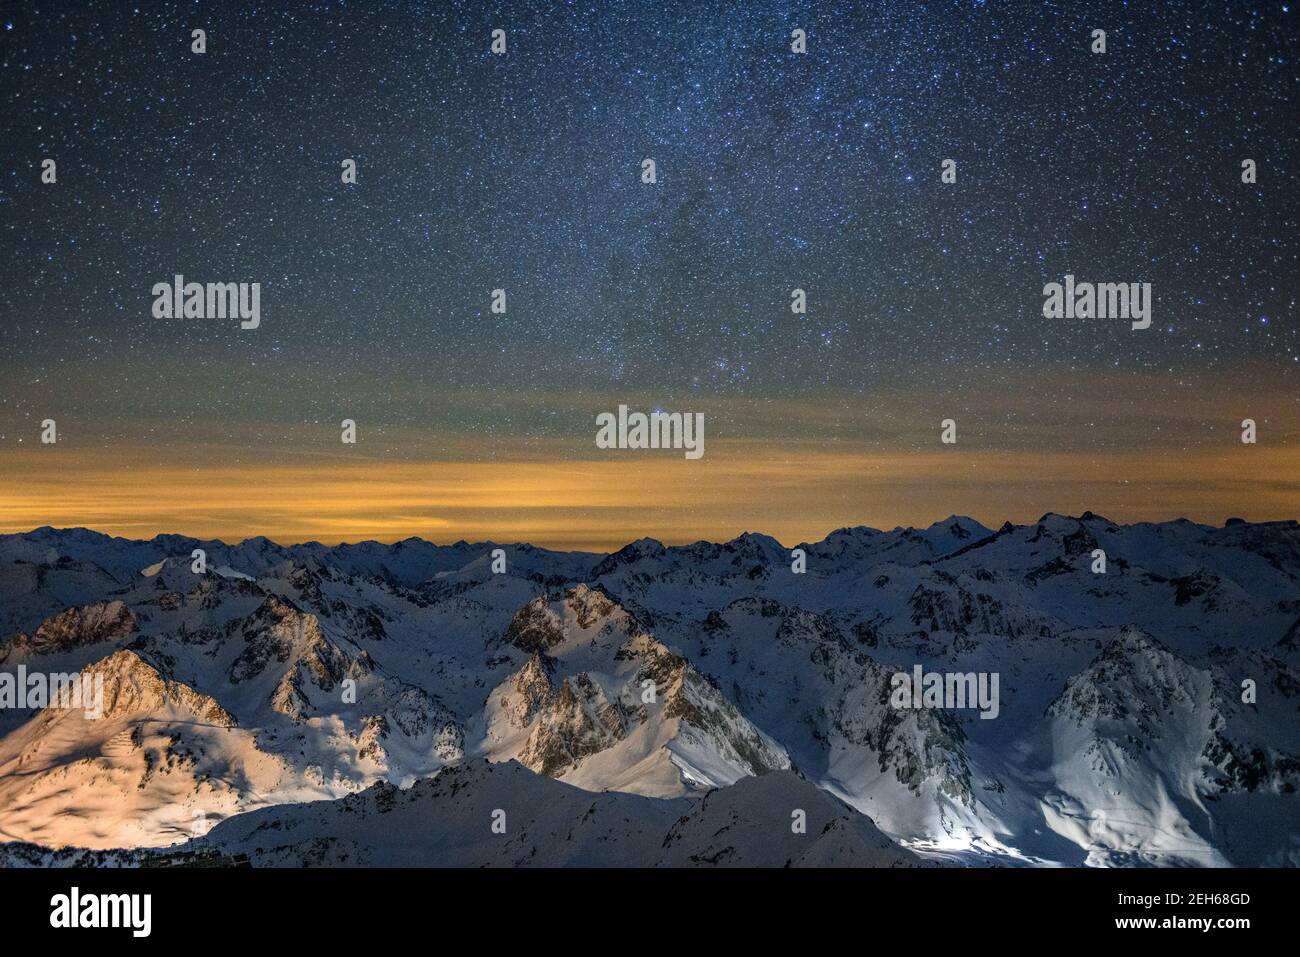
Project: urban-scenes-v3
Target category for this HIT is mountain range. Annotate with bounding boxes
[1,515,1297,867]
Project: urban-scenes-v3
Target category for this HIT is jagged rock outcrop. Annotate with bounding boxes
[88,650,236,727]
[4,600,136,660]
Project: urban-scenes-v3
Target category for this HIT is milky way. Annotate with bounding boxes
[0,1,1296,546]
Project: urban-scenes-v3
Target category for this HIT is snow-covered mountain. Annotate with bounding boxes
[0,760,919,868]
[0,516,1296,866]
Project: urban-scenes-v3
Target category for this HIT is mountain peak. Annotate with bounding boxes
[727,531,786,552]
[928,515,991,539]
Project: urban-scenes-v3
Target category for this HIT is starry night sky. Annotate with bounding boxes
[0,1,1296,548]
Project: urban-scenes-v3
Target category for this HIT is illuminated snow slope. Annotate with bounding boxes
[0,515,1296,865]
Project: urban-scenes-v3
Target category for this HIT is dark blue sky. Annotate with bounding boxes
[0,1,1295,544]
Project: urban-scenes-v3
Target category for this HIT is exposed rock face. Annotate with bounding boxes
[565,584,619,629]
[1200,650,1300,796]
[228,597,298,683]
[352,687,465,767]
[501,598,566,653]
[1203,721,1300,795]
[357,715,390,763]
[1047,628,1195,736]
[908,578,1036,639]
[622,629,791,778]
[228,596,365,721]
[518,674,628,776]
[87,650,236,727]
[492,606,790,784]
[832,658,973,805]
[499,653,556,730]
[5,601,136,659]
[664,665,792,779]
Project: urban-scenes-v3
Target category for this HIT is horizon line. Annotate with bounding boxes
[6,512,1297,555]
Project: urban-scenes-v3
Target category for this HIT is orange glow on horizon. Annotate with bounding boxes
[1,441,1296,552]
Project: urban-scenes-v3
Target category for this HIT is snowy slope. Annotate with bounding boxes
[0,517,1296,865]
[0,760,920,868]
